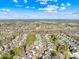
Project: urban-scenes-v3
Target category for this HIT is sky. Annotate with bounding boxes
[0,0,79,19]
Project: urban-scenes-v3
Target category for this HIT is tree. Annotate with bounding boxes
[13,55,19,59]
[58,44,70,59]
[2,51,11,59]
[0,40,2,46]
[13,46,25,56]
[0,55,3,59]
[24,33,36,45]
[50,34,58,50]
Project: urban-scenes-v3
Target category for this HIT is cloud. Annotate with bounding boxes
[38,5,59,12]
[31,7,35,9]
[59,2,71,11]
[13,0,28,4]
[0,8,10,12]
[61,3,65,6]
[26,6,35,9]
[36,0,49,2]
[0,10,79,19]
[53,0,58,2]
[36,0,58,5]
[16,5,23,7]
[24,0,27,3]
[36,0,58,2]
[40,1,47,4]
[0,11,8,15]
[72,10,79,14]
[36,0,56,3]
[26,6,30,8]
[60,6,66,10]
[67,3,71,6]
[0,8,10,15]
[13,0,18,3]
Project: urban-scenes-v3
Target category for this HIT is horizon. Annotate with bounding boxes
[0,0,79,19]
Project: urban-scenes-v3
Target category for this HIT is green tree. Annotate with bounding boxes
[50,34,58,50]
[0,55,3,59]
[13,46,25,56]
[0,41,2,46]
[58,44,70,59]
[2,51,11,59]
[13,55,19,59]
[24,33,36,45]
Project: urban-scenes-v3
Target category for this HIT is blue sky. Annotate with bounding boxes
[0,0,79,19]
